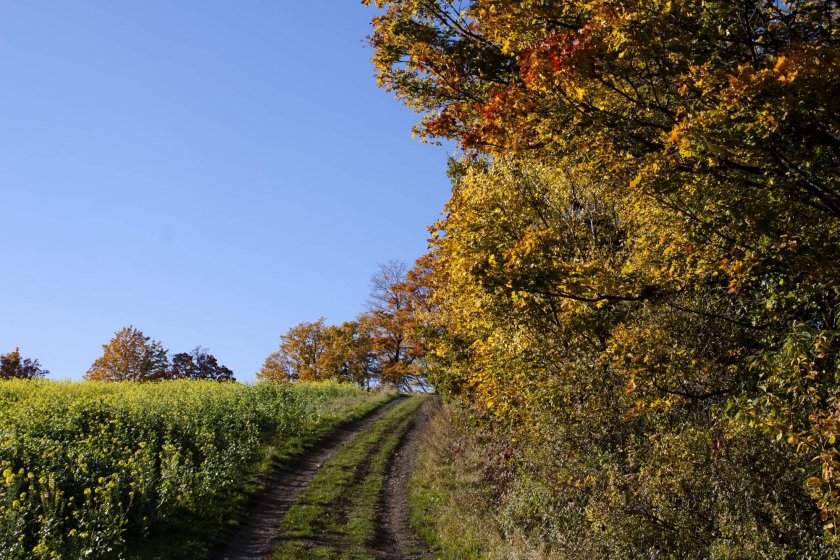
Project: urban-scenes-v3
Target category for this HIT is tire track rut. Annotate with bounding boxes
[377,395,439,560]
[209,397,405,560]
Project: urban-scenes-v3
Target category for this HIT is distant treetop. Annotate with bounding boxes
[85,326,169,382]
[171,347,235,382]
[0,348,48,380]
[85,326,236,382]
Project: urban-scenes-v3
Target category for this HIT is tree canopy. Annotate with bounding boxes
[85,327,234,383]
[171,347,235,382]
[0,348,48,380]
[258,318,331,382]
[365,261,430,390]
[320,320,378,388]
[365,0,840,555]
[86,326,170,382]
[258,261,431,391]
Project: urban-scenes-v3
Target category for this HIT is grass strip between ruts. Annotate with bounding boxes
[194,391,397,560]
[273,396,426,560]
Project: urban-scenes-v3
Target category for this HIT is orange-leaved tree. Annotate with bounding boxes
[258,318,331,382]
[85,326,169,382]
[319,320,378,388]
[363,261,430,391]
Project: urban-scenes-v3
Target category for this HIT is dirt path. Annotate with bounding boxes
[209,397,405,560]
[377,395,440,560]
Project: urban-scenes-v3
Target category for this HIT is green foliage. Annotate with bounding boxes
[412,403,834,559]
[0,379,378,559]
[408,405,497,560]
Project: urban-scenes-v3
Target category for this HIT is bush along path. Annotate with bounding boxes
[209,395,403,560]
[270,396,436,560]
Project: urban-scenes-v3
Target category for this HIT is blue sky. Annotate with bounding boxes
[0,2,451,381]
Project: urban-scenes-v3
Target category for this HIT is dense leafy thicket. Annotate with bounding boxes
[365,0,840,556]
[0,380,378,559]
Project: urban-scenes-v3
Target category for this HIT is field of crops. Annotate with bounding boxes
[0,379,387,559]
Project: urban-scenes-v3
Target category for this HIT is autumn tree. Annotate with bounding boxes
[0,348,48,379]
[170,347,235,381]
[257,350,290,382]
[258,318,331,382]
[365,0,840,555]
[85,326,169,382]
[319,320,378,388]
[257,261,433,389]
[364,261,429,391]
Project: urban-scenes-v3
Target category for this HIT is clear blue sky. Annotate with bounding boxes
[0,1,451,381]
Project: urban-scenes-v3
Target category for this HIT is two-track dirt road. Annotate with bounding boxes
[210,396,438,560]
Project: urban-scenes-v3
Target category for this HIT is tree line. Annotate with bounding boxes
[257,261,430,391]
[2,328,235,382]
[0,348,48,380]
[364,0,840,556]
[84,326,235,382]
[2,261,429,388]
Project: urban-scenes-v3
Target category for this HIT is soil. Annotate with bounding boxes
[208,397,405,560]
[376,395,440,560]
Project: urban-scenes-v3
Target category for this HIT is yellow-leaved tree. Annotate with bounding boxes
[364,0,840,555]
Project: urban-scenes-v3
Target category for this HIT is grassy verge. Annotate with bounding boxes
[273,396,427,560]
[407,404,497,560]
[245,391,398,493]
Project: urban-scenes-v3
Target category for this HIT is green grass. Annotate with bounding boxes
[216,391,396,537]
[273,396,427,560]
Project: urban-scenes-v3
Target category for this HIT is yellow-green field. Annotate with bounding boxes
[0,379,390,559]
